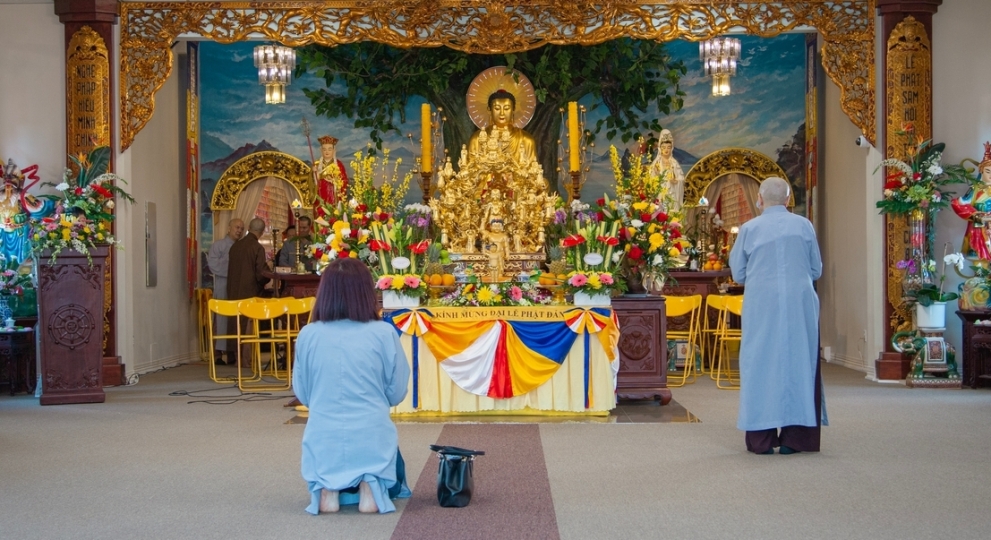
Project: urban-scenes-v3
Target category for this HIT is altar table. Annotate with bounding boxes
[383,306,620,415]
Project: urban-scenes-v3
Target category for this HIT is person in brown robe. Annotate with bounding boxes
[227,218,271,366]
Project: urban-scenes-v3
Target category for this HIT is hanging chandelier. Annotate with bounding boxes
[253,44,296,104]
[700,37,741,96]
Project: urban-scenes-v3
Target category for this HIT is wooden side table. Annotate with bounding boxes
[956,310,991,389]
[0,327,36,396]
[612,295,671,404]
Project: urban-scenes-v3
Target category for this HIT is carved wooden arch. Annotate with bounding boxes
[683,147,793,208]
[119,0,876,152]
[211,151,315,211]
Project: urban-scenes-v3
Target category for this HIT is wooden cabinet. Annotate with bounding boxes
[612,296,671,404]
[956,310,991,388]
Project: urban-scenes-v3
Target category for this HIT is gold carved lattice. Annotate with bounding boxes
[885,16,933,334]
[683,148,790,208]
[211,151,314,211]
[119,1,875,151]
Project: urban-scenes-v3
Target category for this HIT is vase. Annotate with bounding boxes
[382,290,420,309]
[901,209,934,298]
[574,291,612,306]
[625,273,647,296]
[915,301,947,330]
[36,246,109,405]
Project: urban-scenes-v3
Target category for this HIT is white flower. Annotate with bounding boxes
[932,192,941,202]
[652,254,665,266]
[340,227,352,239]
[612,252,623,263]
[927,163,943,176]
[348,198,359,209]
[944,252,966,272]
[884,189,894,197]
[55,182,69,192]
[630,219,644,228]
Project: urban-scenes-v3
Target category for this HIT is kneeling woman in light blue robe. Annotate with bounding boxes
[293,258,412,514]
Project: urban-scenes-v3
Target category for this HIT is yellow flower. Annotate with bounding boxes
[668,247,680,257]
[477,287,494,302]
[349,251,358,258]
[61,229,71,241]
[649,232,664,251]
[587,274,602,289]
[83,226,92,234]
[33,233,40,241]
[648,223,658,233]
[48,232,56,240]
[330,237,343,252]
[333,220,349,232]
[391,277,405,290]
[96,233,105,241]
[627,227,636,237]
[632,202,648,211]
[320,253,330,262]
[98,222,106,230]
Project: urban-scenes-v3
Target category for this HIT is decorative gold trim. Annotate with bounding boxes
[119,1,875,151]
[66,26,111,159]
[884,16,933,334]
[683,147,791,208]
[211,151,315,211]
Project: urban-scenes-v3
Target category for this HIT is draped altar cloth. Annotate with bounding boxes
[383,307,620,414]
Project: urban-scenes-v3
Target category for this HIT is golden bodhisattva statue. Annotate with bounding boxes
[429,68,561,279]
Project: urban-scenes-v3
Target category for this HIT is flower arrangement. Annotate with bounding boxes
[557,197,623,297]
[375,274,428,299]
[560,269,617,298]
[349,147,414,214]
[876,123,969,216]
[606,193,689,289]
[609,144,663,201]
[440,279,549,307]
[0,257,32,296]
[30,146,133,263]
[897,255,960,306]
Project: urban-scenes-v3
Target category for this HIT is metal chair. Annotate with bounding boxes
[285,296,316,364]
[714,295,744,390]
[236,299,292,392]
[700,294,729,377]
[206,298,241,383]
[664,294,703,387]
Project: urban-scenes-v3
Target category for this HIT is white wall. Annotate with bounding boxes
[115,45,199,375]
[0,3,64,181]
[818,74,884,377]
[932,0,991,358]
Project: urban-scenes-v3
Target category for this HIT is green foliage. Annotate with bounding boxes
[296,39,686,191]
[907,283,958,307]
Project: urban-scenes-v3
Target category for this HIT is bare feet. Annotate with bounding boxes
[357,481,378,513]
[319,489,339,513]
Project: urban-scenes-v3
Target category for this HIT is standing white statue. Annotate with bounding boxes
[649,129,685,212]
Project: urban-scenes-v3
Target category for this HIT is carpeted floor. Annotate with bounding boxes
[2,361,991,539]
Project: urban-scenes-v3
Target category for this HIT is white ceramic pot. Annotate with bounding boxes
[573,291,611,307]
[915,301,946,330]
[383,290,421,309]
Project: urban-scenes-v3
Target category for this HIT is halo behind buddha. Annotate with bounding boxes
[466,66,536,129]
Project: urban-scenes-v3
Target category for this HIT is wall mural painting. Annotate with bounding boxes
[197,34,808,286]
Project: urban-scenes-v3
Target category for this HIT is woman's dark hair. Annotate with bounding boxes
[312,258,379,323]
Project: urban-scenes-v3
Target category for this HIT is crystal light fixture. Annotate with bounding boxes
[700,37,741,96]
[253,44,296,104]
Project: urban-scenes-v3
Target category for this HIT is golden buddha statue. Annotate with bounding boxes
[481,219,511,282]
[467,90,537,167]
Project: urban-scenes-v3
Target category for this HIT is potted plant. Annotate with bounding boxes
[906,252,962,329]
[28,146,132,405]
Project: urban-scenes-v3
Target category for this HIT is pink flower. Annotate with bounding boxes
[376,277,392,290]
[600,273,614,285]
[569,274,588,287]
[509,286,523,301]
[404,276,421,288]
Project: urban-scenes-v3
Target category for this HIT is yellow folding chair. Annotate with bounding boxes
[196,288,213,361]
[285,296,316,362]
[665,294,703,387]
[236,300,292,392]
[700,295,728,377]
[714,295,744,390]
[206,299,241,383]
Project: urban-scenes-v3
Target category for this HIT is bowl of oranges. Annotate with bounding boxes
[426,273,457,305]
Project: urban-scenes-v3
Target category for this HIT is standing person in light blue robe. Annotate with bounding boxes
[293,257,411,514]
[729,176,825,455]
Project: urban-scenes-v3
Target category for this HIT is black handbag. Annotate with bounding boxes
[429,445,485,508]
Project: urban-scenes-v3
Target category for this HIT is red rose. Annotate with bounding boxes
[640,213,651,223]
[912,172,921,181]
[356,204,368,212]
[628,246,643,260]
[639,193,647,201]
[328,216,337,225]
[75,187,83,195]
[339,250,350,259]
[656,212,668,222]
[670,229,681,239]
[350,228,359,239]
[313,248,324,259]
[315,206,326,218]
[596,198,606,207]
[596,211,605,222]
[378,212,390,222]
